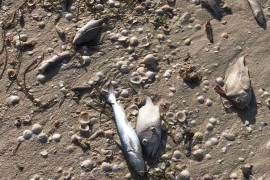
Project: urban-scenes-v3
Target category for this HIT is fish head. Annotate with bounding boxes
[139,126,162,159]
[127,151,145,176]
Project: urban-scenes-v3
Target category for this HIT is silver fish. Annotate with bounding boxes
[247,0,266,29]
[107,88,145,176]
[136,97,161,159]
[215,56,252,109]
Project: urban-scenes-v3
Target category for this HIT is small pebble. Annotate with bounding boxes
[6,95,20,106]
[216,77,224,86]
[23,130,32,140]
[52,133,62,142]
[197,95,205,104]
[38,132,48,143]
[81,159,94,171]
[40,150,48,158]
[172,150,182,161]
[184,38,191,46]
[101,162,112,172]
[192,148,205,161]
[205,98,213,106]
[31,123,42,134]
[178,169,190,180]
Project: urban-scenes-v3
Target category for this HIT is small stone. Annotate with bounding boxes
[129,36,139,46]
[31,123,42,134]
[194,24,201,30]
[209,137,219,145]
[6,95,20,106]
[197,95,205,104]
[222,131,236,141]
[180,12,191,24]
[65,13,73,21]
[101,162,112,172]
[38,21,45,28]
[81,159,94,171]
[208,117,217,125]
[202,174,213,180]
[17,136,25,143]
[205,98,213,106]
[40,150,48,158]
[51,133,62,142]
[23,130,32,140]
[221,32,229,39]
[184,38,191,46]
[38,132,48,143]
[206,123,214,131]
[178,169,190,180]
[216,77,224,86]
[37,74,46,82]
[192,148,205,161]
[172,150,182,161]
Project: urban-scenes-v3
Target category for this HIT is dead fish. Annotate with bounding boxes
[215,56,252,109]
[107,87,145,176]
[73,19,103,46]
[38,51,71,74]
[247,0,266,29]
[136,97,161,160]
[201,0,222,20]
[205,20,213,43]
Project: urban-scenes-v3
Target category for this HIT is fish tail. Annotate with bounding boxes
[107,85,116,104]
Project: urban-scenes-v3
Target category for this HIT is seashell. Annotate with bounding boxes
[140,54,159,71]
[130,75,143,85]
[78,111,91,125]
[247,0,266,29]
[215,56,252,109]
[73,19,103,46]
[38,51,71,74]
[79,124,90,135]
[175,110,186,123]
[7,69,17,80]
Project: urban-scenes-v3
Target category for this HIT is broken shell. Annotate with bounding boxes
[73,19,103,46]
[78,111,91,125]
[216,56,252,109]
[175,111,186,123]
[130,75,143,85]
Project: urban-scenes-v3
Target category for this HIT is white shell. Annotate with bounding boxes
[224,56,252,109]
